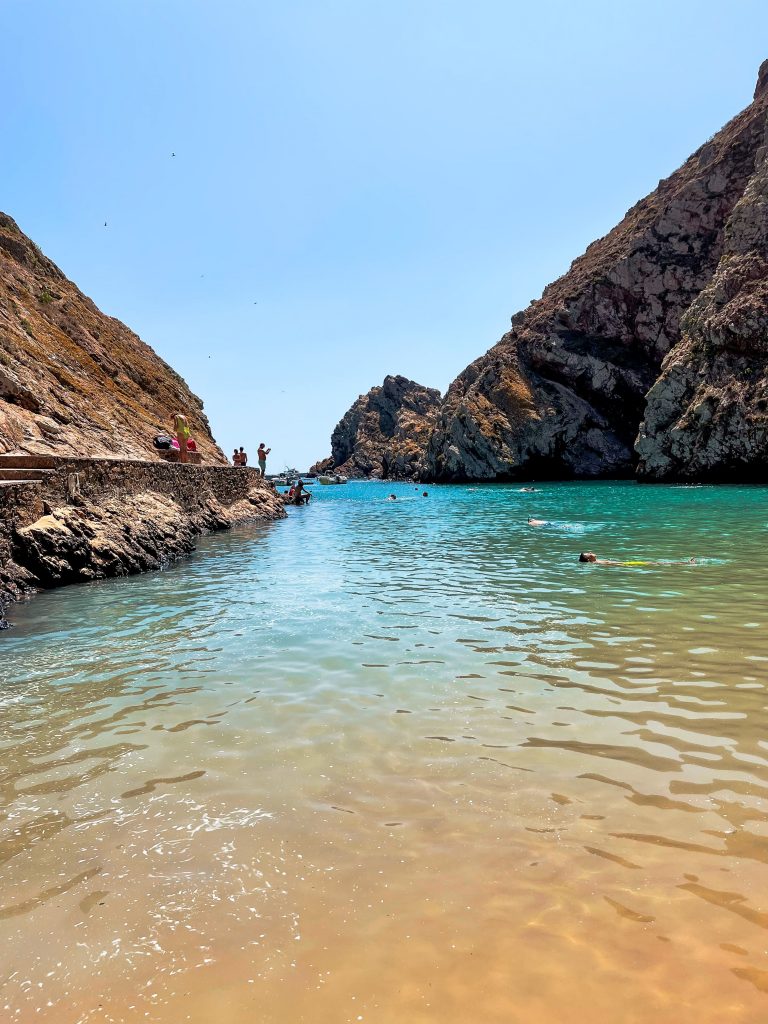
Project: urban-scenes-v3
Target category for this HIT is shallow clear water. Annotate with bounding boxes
[1,480,767,1023]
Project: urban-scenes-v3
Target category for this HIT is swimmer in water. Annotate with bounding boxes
[388,494,397,501]
[579,551,698,566]
[528,517,548,527]
[519,487,538,492]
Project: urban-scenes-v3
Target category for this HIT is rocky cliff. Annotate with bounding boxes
[315,375,441,479]
[424,64,768,482]
[0,213,225,462]
[636,68,768,480]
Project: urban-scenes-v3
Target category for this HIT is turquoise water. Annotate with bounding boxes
[1,480,768,1023]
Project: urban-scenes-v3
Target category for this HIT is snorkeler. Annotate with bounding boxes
[579,552,698,566]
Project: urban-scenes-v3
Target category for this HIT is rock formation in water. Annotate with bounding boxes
[313,375,441,479]
[423,63,768,482]
[0,213,225,462]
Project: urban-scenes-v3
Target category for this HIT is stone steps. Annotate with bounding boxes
[0,467,55,481]
[0,454,57,470]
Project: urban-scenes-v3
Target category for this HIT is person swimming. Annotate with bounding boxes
[528,517,548,527]
[579,552,697,566]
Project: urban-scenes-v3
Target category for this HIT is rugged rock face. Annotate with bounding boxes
[0,213,225,462]
[308,455,334,476]
[637,110,768,479]
[425,68,768,482]
[316,375,441,479]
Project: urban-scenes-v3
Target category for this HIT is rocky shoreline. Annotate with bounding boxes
[0,458,285,626]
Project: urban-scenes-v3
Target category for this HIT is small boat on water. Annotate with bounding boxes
[272,467,316,487]
[319,474,348,485]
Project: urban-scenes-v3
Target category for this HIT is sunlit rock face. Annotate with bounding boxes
[317,375,441,480]
[425,65,768,482]
[0,213,225,463]
[637,117,768,480]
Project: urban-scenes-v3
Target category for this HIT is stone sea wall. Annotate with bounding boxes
[0,459,285,615]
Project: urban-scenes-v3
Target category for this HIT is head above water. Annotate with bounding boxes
[579,552,597,563]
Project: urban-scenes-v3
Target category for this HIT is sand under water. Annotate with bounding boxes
[1,480,767,1023]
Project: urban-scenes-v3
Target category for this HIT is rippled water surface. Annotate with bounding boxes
[2,480,768,1023]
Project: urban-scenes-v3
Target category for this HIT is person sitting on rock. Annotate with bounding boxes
[293,480,310,505]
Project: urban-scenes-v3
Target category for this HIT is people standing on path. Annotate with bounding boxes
[257,443,270,477]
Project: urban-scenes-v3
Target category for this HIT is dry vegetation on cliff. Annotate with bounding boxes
[0,213,225,463]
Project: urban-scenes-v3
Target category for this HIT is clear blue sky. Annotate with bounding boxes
[3,1,767,469]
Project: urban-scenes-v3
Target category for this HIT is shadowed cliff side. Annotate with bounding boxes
[0,213,225,463]
[312,375,441,480]
[424,67,768,482]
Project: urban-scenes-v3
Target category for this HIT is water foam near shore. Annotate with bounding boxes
[2,481,767,1023]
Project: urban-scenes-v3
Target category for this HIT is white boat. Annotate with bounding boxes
[318,474,348,485]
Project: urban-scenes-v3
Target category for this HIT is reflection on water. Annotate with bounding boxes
[1,481,767,1023]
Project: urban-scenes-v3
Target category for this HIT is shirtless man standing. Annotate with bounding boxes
[257,443,270,477]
